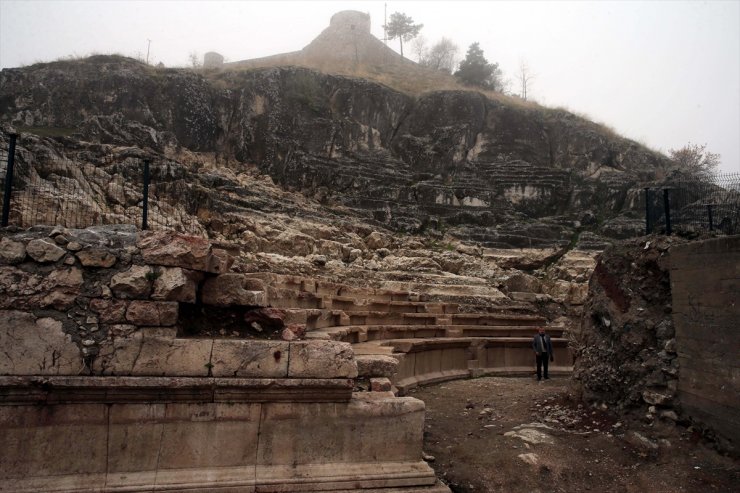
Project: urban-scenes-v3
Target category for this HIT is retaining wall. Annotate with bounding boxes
[670,235,740,448]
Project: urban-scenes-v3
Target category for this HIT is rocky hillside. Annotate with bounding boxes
[1,54,669,249]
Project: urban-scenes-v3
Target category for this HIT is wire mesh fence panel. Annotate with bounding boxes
[646,173,740,236]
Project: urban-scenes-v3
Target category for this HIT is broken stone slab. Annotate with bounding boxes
[138,231,234,273]
[625,431,659,453]
[110,265,153,299]
[504,423,555,445]
[0,237,26,264]
[125,301,178,326]
[642,388,674,406]
[151,267,202,303]
[201,274,267,307]
[75,246,117,268]
[0,310,82,376]
[26,239,66,263]
[370,377,392,392]
[517,453,540,465]
[287,340,358,379]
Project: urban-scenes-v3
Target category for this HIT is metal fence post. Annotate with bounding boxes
[707,204,714,231]
[663,188,672,236]
[645,188,651,235]
[1,133,18,227]
[142,159,150,230]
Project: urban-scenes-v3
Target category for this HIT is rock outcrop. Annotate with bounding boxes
[1,52,668,249]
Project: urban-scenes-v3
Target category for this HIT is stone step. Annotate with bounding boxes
[307,324,567,344]
[450,313,544,326]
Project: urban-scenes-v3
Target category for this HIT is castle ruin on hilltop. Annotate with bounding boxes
[204,10,415,70]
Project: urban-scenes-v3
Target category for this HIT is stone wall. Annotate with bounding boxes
[669,235,740,450]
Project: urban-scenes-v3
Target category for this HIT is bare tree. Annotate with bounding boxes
[668,143,720,181]
[517,60,535,100]
[420,37,459,73]
[188,51,201,69]
[411,35,428,64]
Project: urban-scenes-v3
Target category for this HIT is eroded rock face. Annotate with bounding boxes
[0,56,670,248]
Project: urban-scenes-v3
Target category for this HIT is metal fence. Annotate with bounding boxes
[645,173,740,236]
[1,134,203,234]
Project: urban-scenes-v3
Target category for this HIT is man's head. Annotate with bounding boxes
[538,326,546,334]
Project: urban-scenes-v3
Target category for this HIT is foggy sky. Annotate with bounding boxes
[1,0,738,173]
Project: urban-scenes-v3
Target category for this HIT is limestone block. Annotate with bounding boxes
[89,298,128,323]
[26,239,66,263]
[0,311,82,375]
[110,265,152,299]
[273,230,315,256]
[152,267,200,303]
[95,334,212,376]
[139,231,233,273]
[364,231,391,250]
[287,341,358,378]
[0,237,26,264]
[642,389,675,405]
[257,394,425,466]
[75,246,117,268]
[126,301,179,326]
[0,403,108,479]
[210,340,289,377]
[370,377,392,392]
[106,404,165,476]
[156,402,261,470]
[356,354,399,377]
[208,247,234,274]
[201,274,266,307]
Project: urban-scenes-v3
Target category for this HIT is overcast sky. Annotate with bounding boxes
[1,0,738,172]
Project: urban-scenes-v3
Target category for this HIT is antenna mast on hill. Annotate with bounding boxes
[384,3,388,45]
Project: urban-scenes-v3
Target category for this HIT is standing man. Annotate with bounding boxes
[532,326,554,381]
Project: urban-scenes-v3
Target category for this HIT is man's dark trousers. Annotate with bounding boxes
[536,352,549,380]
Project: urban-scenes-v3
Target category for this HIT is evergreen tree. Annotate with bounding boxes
[454,42,502,90]
[385,12,423,57]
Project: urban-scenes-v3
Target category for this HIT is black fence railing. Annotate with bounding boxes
[1,134,203,234]
[646,173,740,236]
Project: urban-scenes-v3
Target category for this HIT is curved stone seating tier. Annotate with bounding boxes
[248,272,570,395]
[352,337,573,395]
[307,324,566,344]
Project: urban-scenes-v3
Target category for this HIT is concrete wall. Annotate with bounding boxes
[670,235,740,448]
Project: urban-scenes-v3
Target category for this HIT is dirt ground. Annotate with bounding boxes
[410,377,739,493]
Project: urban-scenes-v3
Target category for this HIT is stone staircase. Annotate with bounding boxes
[245,273,573,395]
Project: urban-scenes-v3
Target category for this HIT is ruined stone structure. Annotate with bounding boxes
[203,51,224,69]
[573,234,740,452]
[215,10,412,71]
[0,227,451,492]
